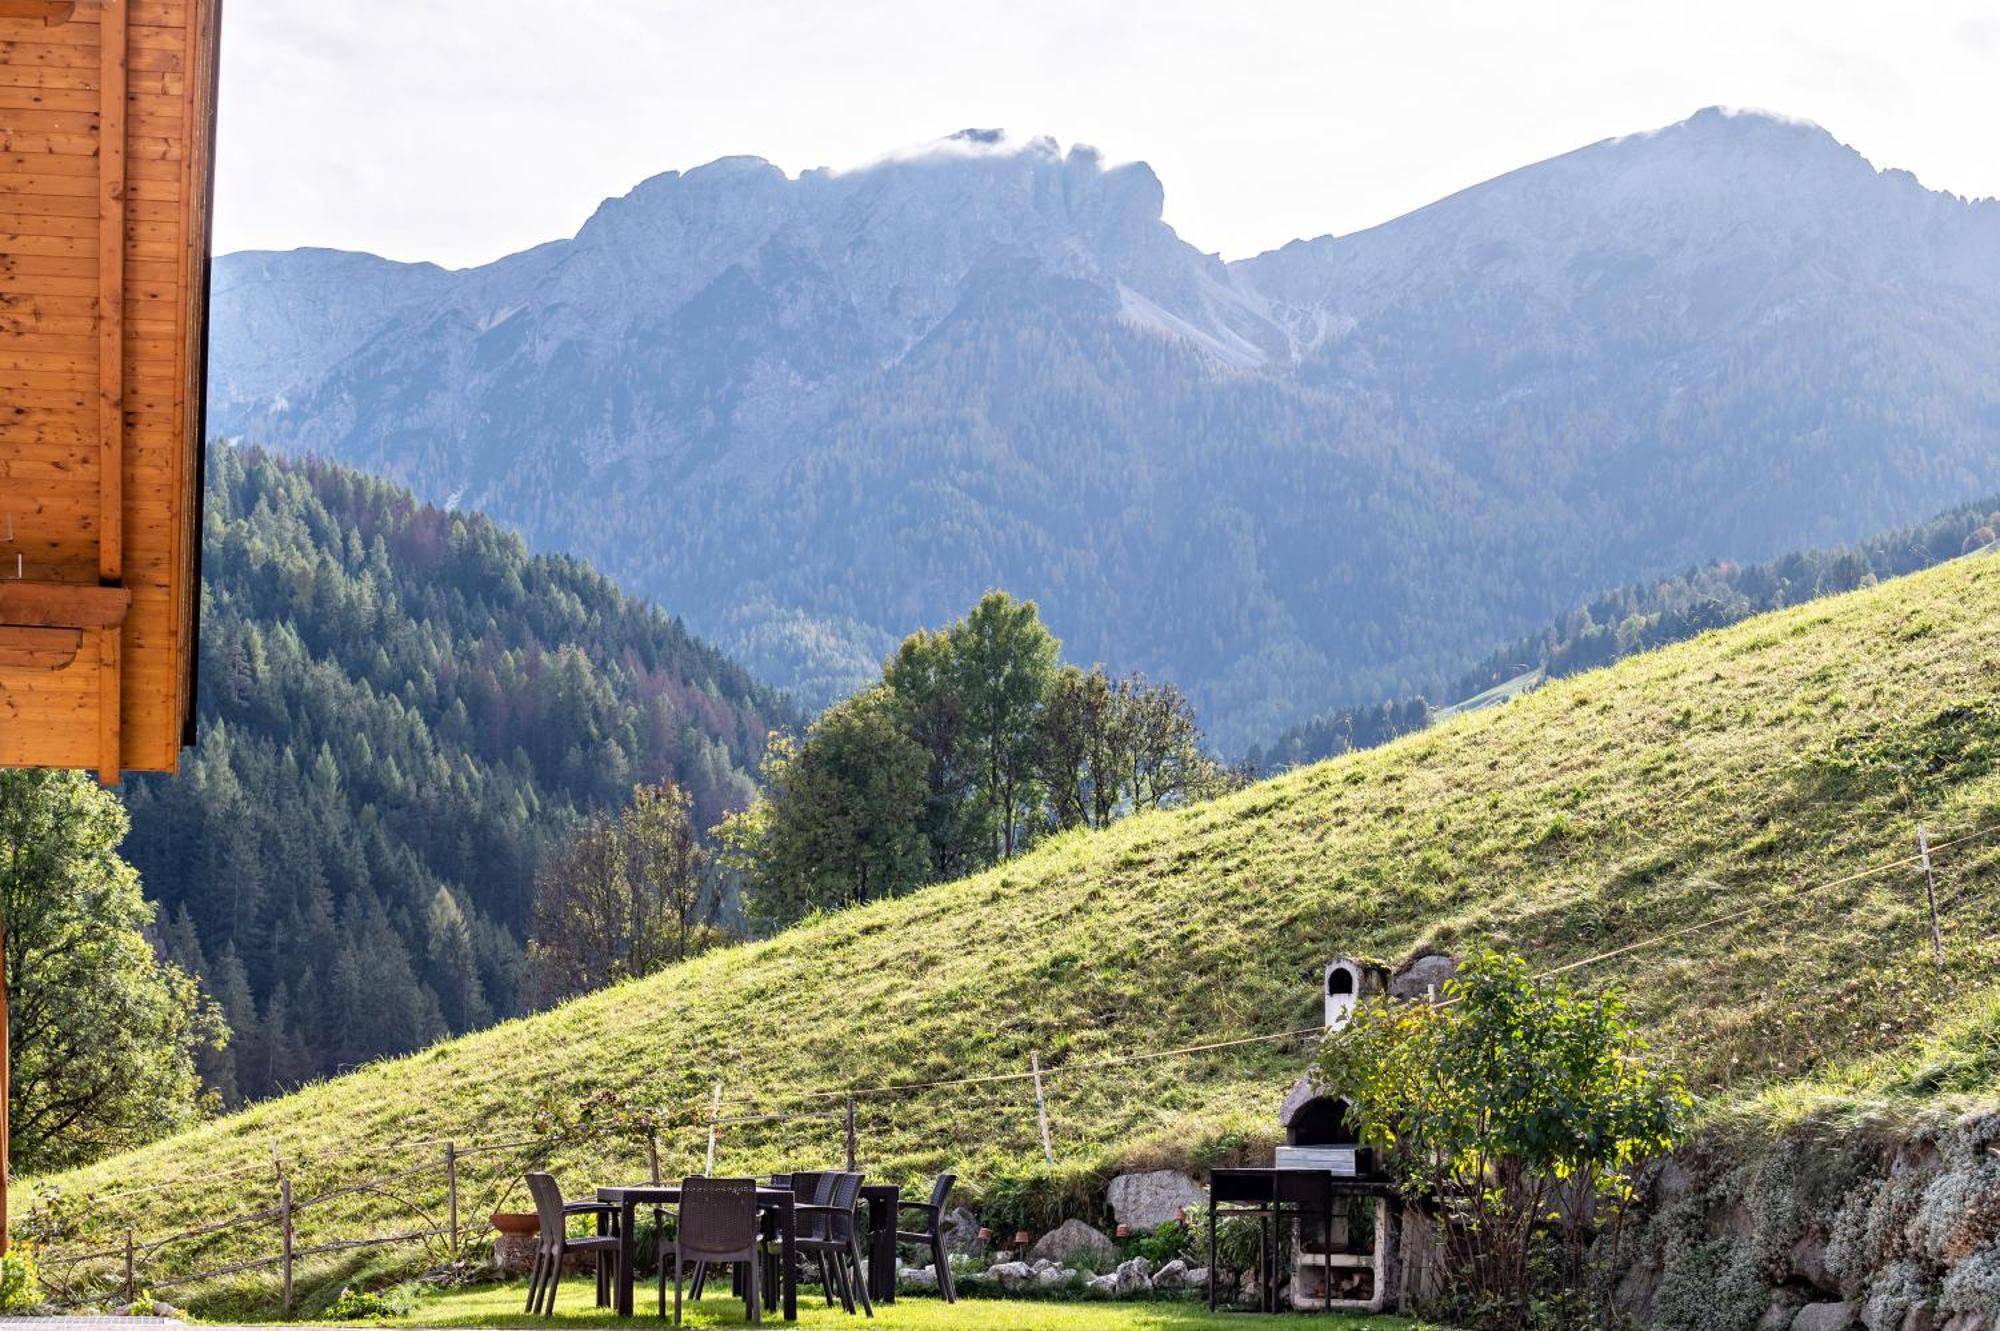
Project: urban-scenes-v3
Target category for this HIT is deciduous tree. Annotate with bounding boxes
[0,771,225,1171]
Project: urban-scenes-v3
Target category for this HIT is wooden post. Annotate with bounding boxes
[1030,1054,1054,1166]
[1919,822,1945,967]
[704,1082,722,1176]
[94,0,130,786]
[445,1141,459,1256]
[645,1128,661,1184]
[123,1228,135,1304]
[844,1097,857,1172]
[1,905,10,1258]
[279,1177,294,1313]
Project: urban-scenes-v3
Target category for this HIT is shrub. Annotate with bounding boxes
[0,1245,45,1313]
[325,1283,416,1320]
[1314,948,1691,1330]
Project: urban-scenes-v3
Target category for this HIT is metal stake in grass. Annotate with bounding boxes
[1031,1053,1054,1165]
[1919,821,1944,967]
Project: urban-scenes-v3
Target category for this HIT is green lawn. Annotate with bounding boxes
[308,1277,1432,1329]
[28,553,2000,1314]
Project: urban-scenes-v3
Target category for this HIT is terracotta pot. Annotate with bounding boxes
[1012,1229,1032,1247]
[1115,1223,1131,1239]
[977,1227,993,1242]
[490,1211,540,1236]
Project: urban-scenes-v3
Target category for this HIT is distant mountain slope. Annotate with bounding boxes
[46,535,2000,1315]
[209,110,2000,747]
[1250,493,2000,769]
[121,446,792,1101]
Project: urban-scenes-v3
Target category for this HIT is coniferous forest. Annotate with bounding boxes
[119,446,795,1104]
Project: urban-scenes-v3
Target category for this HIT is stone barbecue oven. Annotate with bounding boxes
[1278,953,1457,1312]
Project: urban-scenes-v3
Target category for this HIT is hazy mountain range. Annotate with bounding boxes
[209,107,2000,747]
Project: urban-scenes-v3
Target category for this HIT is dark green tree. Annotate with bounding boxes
[949,592,1060,857]
[721,689,930,930]
[0,771,226,1170]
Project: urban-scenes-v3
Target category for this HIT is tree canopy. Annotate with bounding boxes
[0,771,224,1172]
[723,591,1239,930]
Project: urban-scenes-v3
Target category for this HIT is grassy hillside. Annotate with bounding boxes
[23,552,2000,1309]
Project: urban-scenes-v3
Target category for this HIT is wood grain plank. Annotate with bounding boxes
[0,626,83,670]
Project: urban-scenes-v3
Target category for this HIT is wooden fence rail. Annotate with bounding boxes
[37,1137,488,1311]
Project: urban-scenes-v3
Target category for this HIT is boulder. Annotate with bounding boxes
[1153,1258,1190,1289]
[1903,1304,1937,1331]
[984,1260,1032,1287]
[1086,1273,1120,1294]
[1185,1265,1211,1290]
[1028,1218,1118,1268]
[1794,1303,1861,1331]
[1032,1258,1056,1273]
[1115,1256,1155,1294]
[1389,952,1458,999]
[899,1265,937,1291]
[1033,1265,1075,1287]
[939,1206,984,1257]
[1107,1170,1207,1232]
[1790,1233,1837,1293]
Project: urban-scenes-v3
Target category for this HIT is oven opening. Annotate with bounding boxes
[1287,1095,1357,1147]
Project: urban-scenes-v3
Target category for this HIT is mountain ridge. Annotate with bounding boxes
[206,108,2000,747]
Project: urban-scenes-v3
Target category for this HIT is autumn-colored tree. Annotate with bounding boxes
[526,779,718,1004]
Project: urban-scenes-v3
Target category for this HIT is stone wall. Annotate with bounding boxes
[1615,1110,2000,1331]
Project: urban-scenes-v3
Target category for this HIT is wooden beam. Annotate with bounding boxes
[98,0,126,584]
[0,624,83,668]
[0,1,79,22]
[0,578,131,626]
[97,0,128,780]
[97,622,118,782]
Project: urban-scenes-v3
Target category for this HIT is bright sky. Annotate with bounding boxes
[214,0,2000,270]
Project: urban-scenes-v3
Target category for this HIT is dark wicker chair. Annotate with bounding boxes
[660,1176,762,1326]
[793,1171,872,1317]
[894,1173,958,1302]
[522,1173,621,1316]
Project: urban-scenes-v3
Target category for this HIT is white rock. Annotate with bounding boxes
[1115,1256,1155,1294]
[1028,1217,1117,1267]
[1107,1170,1208,1231]
[1086,1273,1120,1294]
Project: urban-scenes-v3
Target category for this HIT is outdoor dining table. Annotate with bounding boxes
[597,1182,799,1321]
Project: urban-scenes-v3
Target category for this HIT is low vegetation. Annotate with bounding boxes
[21,552,2000,1313]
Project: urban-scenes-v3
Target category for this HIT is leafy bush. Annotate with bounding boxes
[1315,948,1691,1330]
[1120,1221,1189,1267]
[0,1245,45,1313]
